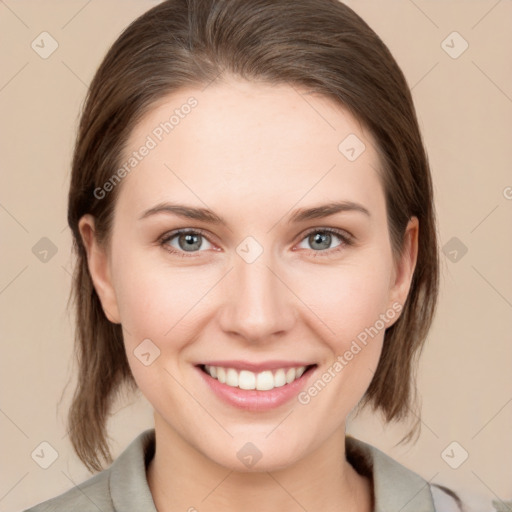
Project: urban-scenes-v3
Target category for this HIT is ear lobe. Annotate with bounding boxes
[78,214,121,324]
[389,216,419,310]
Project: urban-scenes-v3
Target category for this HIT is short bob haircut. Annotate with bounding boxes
[66,0,439,473]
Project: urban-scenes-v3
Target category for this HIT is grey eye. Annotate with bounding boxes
[164,231,213,253]
[298,231,344,251]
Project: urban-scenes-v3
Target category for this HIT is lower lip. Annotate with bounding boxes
[196,365,316,411]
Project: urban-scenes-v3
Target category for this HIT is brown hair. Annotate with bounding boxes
[66,0,439,473]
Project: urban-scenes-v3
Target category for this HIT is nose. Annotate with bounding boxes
[217,249,297,343]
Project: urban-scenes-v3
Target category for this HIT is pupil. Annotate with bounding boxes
[312,232,330,250]
[181,233,201,251]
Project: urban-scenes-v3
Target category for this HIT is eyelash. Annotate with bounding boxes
[158,227,354,259]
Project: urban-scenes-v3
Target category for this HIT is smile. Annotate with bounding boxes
[200,364,316,391]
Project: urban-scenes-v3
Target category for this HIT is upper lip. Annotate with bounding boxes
[197,360,316,372]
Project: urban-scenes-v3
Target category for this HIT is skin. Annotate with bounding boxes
[79,77,418,512]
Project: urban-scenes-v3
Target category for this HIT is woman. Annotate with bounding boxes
[24,0,464,510]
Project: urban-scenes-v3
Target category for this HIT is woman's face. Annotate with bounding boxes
[80,77,417,471]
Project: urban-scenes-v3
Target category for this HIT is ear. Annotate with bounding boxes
[388,216,419,311]
[78,214,121,324]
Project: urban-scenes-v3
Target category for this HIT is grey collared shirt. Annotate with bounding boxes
[23,429,460,512]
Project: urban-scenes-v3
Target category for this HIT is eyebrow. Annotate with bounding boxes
[138,200,370,224]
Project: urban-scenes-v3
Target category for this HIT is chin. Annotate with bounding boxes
[213,434,309,473]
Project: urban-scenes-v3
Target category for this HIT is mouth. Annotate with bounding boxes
[197,363,318,391]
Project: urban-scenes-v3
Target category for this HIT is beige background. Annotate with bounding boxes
[1,1,511,511]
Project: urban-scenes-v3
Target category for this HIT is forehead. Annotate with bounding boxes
[115,77,383,218]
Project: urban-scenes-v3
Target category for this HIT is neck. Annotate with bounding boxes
[146,415,372,512]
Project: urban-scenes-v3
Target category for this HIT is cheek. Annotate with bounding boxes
[112,258,202,401]
[295,252,394,345]
[112,248,218,373]
[114,242,395,345]
[293,257,395,416]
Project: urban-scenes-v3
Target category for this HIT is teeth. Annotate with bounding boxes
[203,364,310,390]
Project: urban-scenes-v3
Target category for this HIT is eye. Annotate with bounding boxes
[296,228,353,257]
[159,227,353,258]
[159,229,213,257]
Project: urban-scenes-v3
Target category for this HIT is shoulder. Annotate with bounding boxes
[430,484,465,512]
[22,470,113,512]
[23,429,157,512]
[345,435,463,512]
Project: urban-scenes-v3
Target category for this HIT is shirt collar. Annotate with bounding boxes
[346,434,436,512]
[109,429,435,512]
[109,429,157,511]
